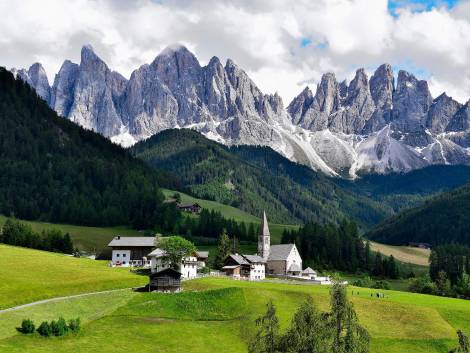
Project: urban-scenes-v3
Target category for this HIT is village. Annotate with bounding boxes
[107,211,332,291]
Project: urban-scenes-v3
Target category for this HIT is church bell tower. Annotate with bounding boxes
[258,211,271,260]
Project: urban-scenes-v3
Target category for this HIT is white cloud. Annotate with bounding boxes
[0,0,470,104]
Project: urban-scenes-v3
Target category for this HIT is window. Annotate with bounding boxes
[123,261,126,265]
[116,253,120,257]
[123,253,126,257]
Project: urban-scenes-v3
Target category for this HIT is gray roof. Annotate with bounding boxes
[303,267,317,274]
[288,263,302,272]
[196,251,209,258]
[228,254,250,265]
[148,248,166,257]
[108,237,155,247]
[243,254,266,264]
[267,244,295,261]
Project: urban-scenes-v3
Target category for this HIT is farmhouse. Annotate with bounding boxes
[177,202,202,214]
[149,268,181,292]
[222,254,266,280]
[258,212,303,276]
[107,236,154,267]
[147,249,206,279]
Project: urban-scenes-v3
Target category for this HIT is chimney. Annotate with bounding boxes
[117,235,121,240]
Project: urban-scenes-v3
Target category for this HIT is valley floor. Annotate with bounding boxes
[0,275,469,353]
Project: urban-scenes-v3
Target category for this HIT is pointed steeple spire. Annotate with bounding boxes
[258,211,271,259]
[260,210,270,236]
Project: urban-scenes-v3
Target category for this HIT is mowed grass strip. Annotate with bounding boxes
[0,245,146,309]
[370,241,430,266]
[0,290,137,340]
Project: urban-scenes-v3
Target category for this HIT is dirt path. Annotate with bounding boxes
[0,288,133,314]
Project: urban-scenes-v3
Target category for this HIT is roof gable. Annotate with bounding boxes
[268,244,295,261]
[108,237,155,247]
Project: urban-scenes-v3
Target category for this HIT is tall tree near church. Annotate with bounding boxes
[214,230,232,269]
[329,282,370,353]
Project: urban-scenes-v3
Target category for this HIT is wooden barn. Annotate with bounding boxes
[149,268,182,292]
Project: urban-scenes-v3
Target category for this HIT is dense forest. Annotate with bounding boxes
[409,244,470,298]
[367,183,470,247]
[131,129,393,228]
[132,128,470,229]
[281,220,399,278]
[0,68,175,229]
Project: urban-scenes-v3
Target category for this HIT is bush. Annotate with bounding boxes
[372,280,391,290]
[68,318,81,333]
[37,321,52,337]
[17,319,35,334]
[52,317,69,336]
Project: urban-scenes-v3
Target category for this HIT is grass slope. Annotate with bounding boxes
[0,244,146,309]
[0,215,141,252]
[369,241,430,267]
[162,188,299,243]
[0,277,469,352]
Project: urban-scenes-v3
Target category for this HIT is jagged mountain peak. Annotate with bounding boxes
[12,47,470,178]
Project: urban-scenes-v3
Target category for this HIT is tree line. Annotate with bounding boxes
[249,283,370,353]
[281,220,400,279]
[410,244,470,298]
[0,219,74,254]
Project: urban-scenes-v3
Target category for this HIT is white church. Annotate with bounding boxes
[258,212,303,276]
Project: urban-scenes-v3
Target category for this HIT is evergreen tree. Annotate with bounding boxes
[214,231,232,269]
[280,298,328,353]
[329,282,370,353]
[249,300,280,353]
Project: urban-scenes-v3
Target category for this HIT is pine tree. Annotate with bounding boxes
[249,300,280,353]
[214,231,232,269]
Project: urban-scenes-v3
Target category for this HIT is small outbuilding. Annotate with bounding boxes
[149,268,182,292]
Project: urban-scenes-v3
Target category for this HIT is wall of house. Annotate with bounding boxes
[286,246,302,274]
[151,256,198,279]
[266,260,286,275]
[249,263,265,280]
[112,249,131,266]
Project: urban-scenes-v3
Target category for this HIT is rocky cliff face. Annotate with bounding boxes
[13,44,470,178]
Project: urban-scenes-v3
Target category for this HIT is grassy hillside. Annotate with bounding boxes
[132,129,392,228]
[369,241,430,267]
[0,244,146,309]
[162,189,298,243]
[0,215,141,252]
[367,183,470,246]
[0,277,469,352]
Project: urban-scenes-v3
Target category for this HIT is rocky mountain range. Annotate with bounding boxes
[11,44,470,178]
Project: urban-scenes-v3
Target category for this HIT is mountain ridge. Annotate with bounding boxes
[12,44,470,178]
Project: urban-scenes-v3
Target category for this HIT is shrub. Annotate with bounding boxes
[17,319,35,334]
[50,317,68,336]
[37,321,52,337]
[68,318,81,333]
[372,280,391,290]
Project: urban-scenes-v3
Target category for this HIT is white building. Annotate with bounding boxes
[222,254,266,280]
[107,236,154,267]
[147,248,204,279]
[258,212,303,276]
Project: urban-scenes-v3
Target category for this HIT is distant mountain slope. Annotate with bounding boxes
[131,129,395,226]
[367,183,470,246]
[15,44,470,177]
[0,67,168,228]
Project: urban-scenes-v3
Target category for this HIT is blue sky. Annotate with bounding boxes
[388,0,459,15]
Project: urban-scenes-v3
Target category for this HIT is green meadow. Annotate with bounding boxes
[0,271,469,353]
[0,245,146,309]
